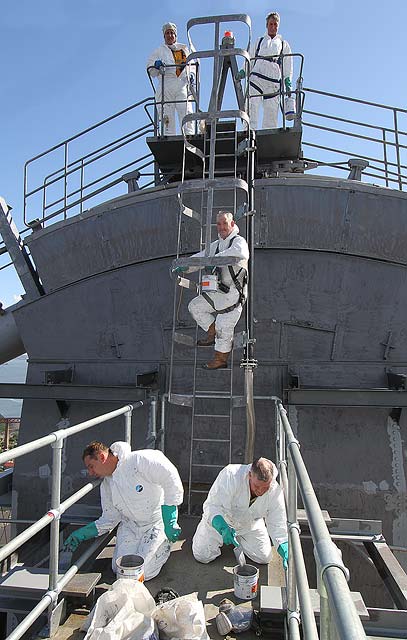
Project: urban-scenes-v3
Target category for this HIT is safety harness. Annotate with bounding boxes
[202,236,248,315]
[249,37,284,99]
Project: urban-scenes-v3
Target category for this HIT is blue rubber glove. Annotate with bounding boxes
[172,265,188,274]
[284,77,292,92]
[212,515,238,546]
[154,59,164,70]
[161,505,181,542]
[64,522,98,552]
[189,73,195,85]
[237,69,245,80]
[277,541,289,570]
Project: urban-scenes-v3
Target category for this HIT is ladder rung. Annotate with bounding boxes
[194,414,229,418]
[192,463,224,468]
[195,390,232,396]
[193,438,230,443]
[190,489,209,494]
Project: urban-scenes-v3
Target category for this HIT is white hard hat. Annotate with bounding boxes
[162,22,177,35]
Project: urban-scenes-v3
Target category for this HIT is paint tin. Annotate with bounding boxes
[233,563,259,600]
[201,274,218,292]
[116,554,145,582]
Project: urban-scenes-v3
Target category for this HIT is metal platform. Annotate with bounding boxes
[146,126,302,181]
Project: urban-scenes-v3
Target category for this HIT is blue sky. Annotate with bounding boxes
[1,0,406,310]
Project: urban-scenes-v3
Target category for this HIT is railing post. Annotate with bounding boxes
[393,108,403,191]
[80,159,85,214]
[159,395,166,452]
[63,142,68,218]
[49,436,63,591]
[124,406,133,445]
[287,448,298,623]
[147,397,157,448]
[47,434,64,632]
[382,128,389,188]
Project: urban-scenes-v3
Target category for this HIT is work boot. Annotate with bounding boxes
[197,322,216,347]
[203,350,229,369]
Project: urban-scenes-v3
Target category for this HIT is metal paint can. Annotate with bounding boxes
[201,274,218,292]
[233,563,259,600]
[116,554,145,582]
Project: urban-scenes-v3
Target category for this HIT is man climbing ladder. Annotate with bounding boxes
[173,211,249,369]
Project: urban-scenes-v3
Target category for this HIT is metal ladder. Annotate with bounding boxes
[167,15,257,515]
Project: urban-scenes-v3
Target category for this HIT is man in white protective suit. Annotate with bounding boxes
[173,211,249,370]
[192,458,289,569]
[249,11,293,130]
[146,22,195,136]
[63,441,184,580]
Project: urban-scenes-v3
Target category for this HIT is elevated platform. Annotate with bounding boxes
[146,126,302,181]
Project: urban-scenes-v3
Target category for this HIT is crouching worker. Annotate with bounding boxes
[64,441,184,580]
[173,211,249,369]
[192,457,289,569]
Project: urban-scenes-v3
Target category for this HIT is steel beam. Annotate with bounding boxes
[363,541,407,609]
[287,388,407,407]
[0,383,147,402]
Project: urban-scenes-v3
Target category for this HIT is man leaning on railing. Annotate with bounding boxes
[146,21,195,136]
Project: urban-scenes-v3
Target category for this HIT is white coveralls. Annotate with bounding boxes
[192,462,288,564]
[188,225,249,353]
[249,33,292,130]
[94,442,183,580]
[146,42,194,135]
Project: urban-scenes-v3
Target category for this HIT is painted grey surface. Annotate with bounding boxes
[7,174,407,562]
[0,306,25,365]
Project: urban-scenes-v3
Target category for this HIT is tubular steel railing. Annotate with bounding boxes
[0,402,145,640]
[273,397,367,640]
[23,98,156,227]
[302,87,407,190]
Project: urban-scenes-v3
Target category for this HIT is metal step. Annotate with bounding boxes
[193,438,230,443]
[194,414,229,418]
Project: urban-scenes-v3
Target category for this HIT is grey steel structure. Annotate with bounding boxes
[0,12,407,636]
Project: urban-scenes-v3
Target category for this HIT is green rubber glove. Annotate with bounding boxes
[172,265,188,274]
[161,505,182,542]
[64,522,98,552]
[237,69,245,80]
[284,77,292,92]
[212,515,238,546]
[277,541,289,570]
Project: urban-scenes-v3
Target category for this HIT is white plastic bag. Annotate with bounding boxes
[83,579,158,640]
[152,593,209,640]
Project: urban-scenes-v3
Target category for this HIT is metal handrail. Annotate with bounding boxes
[23,97,156,226]
[303,87,407,190]
[274,397,367,639]
[1,401,145,640]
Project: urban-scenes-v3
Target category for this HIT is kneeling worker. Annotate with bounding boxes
[192,457,289,568]
[173,211,249,369]
[64,441,183,580]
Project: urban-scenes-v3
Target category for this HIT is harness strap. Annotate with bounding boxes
[202,292,242,315]
[249,80,264,95]
[205,236,248,314]
[251,71,281,84]
[251,36,284,82]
